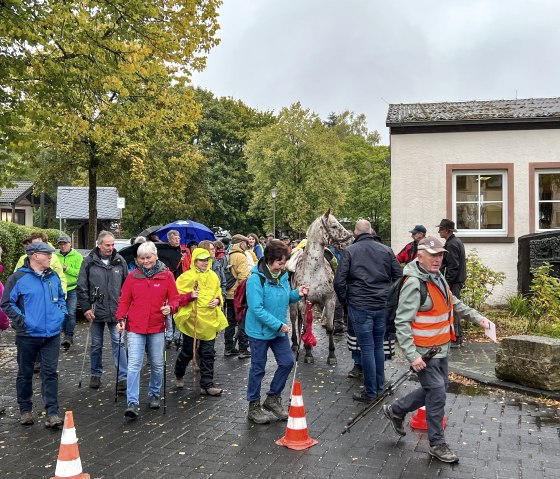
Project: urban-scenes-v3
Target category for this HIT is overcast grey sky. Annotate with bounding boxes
[192,0,560,144]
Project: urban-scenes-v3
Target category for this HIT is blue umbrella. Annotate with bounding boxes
[156,220,216,245]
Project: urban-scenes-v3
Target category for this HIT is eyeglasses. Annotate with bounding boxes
[197,258,210,262]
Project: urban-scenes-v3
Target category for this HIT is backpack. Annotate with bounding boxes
[385,275,428,334]
[224,250,245,291]
[233,275,265,324]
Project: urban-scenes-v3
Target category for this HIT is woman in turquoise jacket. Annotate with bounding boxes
[245,240,308,424]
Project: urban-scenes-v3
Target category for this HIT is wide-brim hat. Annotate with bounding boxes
[436,219,457,232]
[418,236,447,254]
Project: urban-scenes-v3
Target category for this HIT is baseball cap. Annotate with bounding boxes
[27,242,56,255]
[417,236,447,254]
[231,234,250,244]
[409,225,427,235]
[57,235,71,244]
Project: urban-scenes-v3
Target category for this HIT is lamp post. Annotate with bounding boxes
[271,188,278,238]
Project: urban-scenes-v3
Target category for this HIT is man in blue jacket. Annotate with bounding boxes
[1,242,67,427]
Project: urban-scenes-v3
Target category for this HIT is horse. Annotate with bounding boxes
[288,210,353,365]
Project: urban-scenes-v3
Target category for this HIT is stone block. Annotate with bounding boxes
[495,335,560,391]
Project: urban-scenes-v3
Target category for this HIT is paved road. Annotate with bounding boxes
[0,322,559,478]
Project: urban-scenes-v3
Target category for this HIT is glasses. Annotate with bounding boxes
[197,258,210,262]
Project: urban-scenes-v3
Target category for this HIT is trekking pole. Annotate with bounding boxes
[163,299,169,415]
[289,296,309,404]
[341,345,441,435]
[78,287,102,389]
[115,325,124,403]
[192,280,199,388]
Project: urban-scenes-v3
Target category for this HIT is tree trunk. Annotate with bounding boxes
[87,153,99,249]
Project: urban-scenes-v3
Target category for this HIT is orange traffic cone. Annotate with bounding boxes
[275,380,318,450]
[410,406,447,430]
[51,411,90,479]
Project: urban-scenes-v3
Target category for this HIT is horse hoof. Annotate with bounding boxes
[291,345,299,353]
[304,356,315,364]
[327,357,337,366]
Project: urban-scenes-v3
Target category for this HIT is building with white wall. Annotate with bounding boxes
[387,97,560,304]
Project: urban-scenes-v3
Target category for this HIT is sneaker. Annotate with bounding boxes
[174,377,184,389]
[44,414,63,428]
[89,376,101,389]
[383,404,406,436]
[201,387,223,396]
[117,380,127,393]
[333,326,344,335]
[238,350,251,359]
[263,395,289,420]
[224,348,239,357]
[20,412,34,426]
[450,341,463,349]
[61,337,71,350]
[124,404,140,418]
[347,364,363,379]
[247,400,270,424]
[149,396,161,409]
[353,391,377,403]
[165,339,172,349]
[429,443,459,463]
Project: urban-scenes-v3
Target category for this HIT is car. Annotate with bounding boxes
[113,239,131,251]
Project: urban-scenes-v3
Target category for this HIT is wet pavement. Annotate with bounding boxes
[0,322,559,479]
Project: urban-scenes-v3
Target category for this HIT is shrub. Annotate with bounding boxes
[506,294,532,317]
[527,263,560,332]
[461,250,506,311]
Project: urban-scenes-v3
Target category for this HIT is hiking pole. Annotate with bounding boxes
[289,296,309,404]
[115,324,124,403]
[192,280,199,388]
[342,345,442,435]
[78,287,102,389]
[163,299,170,415]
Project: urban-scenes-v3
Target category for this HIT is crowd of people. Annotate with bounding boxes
[0,217,489,464]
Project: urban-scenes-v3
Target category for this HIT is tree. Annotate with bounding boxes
[325,110,381,146]
[245,103,347,236]
[338,137,391,240]
[1,0,221,246]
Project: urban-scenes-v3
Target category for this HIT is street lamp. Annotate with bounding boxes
[271,188,278,238]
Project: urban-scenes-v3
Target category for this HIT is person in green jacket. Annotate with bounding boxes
[56,235,83,350]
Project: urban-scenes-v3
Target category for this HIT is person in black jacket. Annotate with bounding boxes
[437,219,467,347]
[77,231,128,390]
[334,220,402,403]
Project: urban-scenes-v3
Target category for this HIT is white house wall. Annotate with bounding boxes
[390,128,560,305]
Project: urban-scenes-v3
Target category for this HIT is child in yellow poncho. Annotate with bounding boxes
[173,248,228,396]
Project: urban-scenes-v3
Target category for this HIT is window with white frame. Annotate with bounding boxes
[452,171,507,235]
[535,170,560,231]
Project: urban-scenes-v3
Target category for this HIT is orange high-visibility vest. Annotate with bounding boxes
[412,282,456,347]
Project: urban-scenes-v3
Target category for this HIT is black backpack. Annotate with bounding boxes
[224,250,245,291]
[385,276,428,334]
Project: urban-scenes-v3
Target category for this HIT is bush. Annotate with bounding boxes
[506,294,532,317]
[0,221,66,283]
[461,249,505,311]
[527,263,560,332]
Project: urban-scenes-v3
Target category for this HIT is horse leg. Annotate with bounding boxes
[324,296,337,365]
[290,303,299,353]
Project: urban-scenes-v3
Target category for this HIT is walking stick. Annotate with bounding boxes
[78,287,102,389]
[192,280,199,387]
[341,345,442,434]
[289,296,309,404]
[163,299,169,415]
[115,326,124,403]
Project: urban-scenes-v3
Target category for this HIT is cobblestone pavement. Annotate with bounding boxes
[0,322,559,479]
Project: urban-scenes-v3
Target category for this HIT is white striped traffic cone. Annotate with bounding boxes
[51,411,90,479]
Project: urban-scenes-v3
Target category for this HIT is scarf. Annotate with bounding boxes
[139,260,162,278]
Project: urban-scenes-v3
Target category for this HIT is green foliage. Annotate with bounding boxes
[461,250,506,311]
[505,294,532,317]
[527,263,560,332]
[0,222,65,283]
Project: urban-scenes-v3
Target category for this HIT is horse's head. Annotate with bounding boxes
[317,210,353,250]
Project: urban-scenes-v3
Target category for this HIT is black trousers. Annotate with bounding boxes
[224,299,248,352]
[174,334,216,389]
[449,282,463,342]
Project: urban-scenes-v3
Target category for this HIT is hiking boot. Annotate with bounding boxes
[117,380,127,393]
[124,404,140,418]
[353,391,377,403]
[61,336,72,350]
[333,326,344,335]
[165,339,172,349]
[263,395,289,420]
[20,412,34,426]
[347,364,363,379]
[224,348,239,357]
[89,376,101,389]
[450,340,463,349]
[174,377,184,389]
[149,396,161,409]
[247,400,270,424]
[429,443,459,463]
[383,404,406,436]
[201,387,223,396]
[44,414,63,429]
[238,350,251,359]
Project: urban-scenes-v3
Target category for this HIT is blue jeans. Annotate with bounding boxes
[62,289,78,338]
[16,334,60,415]
[164,315,181,341]
[90,321,127,381]
[348,306,386,396]
[126,332,164,406]
[247,335,294,402]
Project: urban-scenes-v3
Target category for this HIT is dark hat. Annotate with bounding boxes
[409,225,427,235]
[418,236,447,254]
[436,219,457,232]
[280,234,290,240]
[57,235,71,244]
[26,242,55,255]
[231,234,250,244]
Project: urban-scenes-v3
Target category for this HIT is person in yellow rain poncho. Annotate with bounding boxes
[173,248,228,396]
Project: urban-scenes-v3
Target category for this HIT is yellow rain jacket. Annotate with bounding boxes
[174,248,228,341]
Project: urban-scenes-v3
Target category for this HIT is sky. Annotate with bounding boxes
[192,0,560,144]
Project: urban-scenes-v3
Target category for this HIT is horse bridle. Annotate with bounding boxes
[321,216,353,248]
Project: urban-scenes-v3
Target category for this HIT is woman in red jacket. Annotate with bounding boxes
[116,242,179,419]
